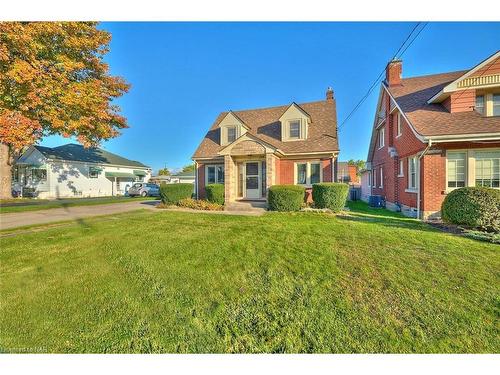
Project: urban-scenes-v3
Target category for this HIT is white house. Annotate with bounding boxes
[150,170,195,185]
[12,143,151,198]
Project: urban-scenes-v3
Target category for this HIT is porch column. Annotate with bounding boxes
[224,155,236,203]
[265,153,276,196]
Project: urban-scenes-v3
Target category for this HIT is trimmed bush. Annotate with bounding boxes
[160,183,193,205]
[268,185,305,212]
[205,184,225,205]
[312,183,349,212]
[442,187,500,232]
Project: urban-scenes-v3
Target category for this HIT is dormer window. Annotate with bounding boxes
[476,95,485,115]
[289,120,301,139]
[227,126,236,143]
[279,103,310,142]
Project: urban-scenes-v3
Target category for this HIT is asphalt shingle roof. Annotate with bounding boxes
[34,144,149,168]
[192,99,339,159]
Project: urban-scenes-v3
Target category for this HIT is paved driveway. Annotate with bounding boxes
[0,200,159,230]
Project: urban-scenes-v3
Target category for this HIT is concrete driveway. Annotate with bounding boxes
[0,200,159,230]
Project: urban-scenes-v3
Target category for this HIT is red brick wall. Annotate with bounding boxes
[421,153,446,212]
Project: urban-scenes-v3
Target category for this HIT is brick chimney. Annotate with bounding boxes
[386,59,402,86]
[326,87,334,101]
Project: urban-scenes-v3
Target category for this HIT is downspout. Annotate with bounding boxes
[416,139,432,220]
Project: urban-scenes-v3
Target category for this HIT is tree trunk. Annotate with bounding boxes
[0,142,13,199]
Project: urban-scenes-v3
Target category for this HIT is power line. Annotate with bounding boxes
[337,22,427,132]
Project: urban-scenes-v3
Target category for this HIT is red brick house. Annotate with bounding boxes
[366,50,500,219]
[192,89,339,203]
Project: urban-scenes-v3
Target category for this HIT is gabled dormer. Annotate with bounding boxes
[218,111,249,146]
[279,102,311,142]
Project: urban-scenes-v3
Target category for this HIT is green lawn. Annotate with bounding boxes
[0,203,498,353]
[0,196,156,214]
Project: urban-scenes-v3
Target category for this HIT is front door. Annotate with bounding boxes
[245,162,260,199]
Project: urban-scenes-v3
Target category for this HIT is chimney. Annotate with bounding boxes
[326,87,334,101]
[386,59,402,86]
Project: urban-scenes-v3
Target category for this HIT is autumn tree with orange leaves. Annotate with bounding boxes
[0,22,130,198]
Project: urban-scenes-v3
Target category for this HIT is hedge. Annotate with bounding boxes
[268,185,305,211]
[441,187,500,232]
[312,183,349,212]
[160,183,193,205]
[205,184,225,205]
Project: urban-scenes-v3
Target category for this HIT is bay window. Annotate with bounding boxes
[447,152,466,189]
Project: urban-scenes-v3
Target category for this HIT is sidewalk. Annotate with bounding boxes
[0,200,159,230]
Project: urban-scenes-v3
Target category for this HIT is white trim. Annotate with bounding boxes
[205,164,224,186]
[428,133,500,142]
[294,160,323,187]
[427,51,500,104]
[378,126,385,149]
[379,167,383,188]
[382,84,426,142]
[398,159,404,177]
[405,189,418,194]
[408,156,418,190]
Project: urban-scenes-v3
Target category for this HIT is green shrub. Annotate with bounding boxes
[177,198,224,211]
[268,185,305,212]
[441,187,500,232]
[160,183,193,205]
[205,184,225,205]
[312,183,349,212]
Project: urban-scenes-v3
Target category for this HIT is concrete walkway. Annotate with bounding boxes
[0,200,159,230]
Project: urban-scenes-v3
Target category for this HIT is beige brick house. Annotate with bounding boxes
[192,89,340,203]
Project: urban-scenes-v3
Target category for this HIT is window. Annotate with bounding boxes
[227,126,236,143]
[289,120,301,139]
[379,167,383,188]
[261,161,266,197]
[296,163,307,184]
[493,94,500,117]
[372,169,376,187]
[475,151,500,188]
[396,113,402,137]
[295,161,322,185]
[31,168,47,181]
[447,152,466,189]
[398,160,404,177]
[12,167,19,182]
[206,165,224,184]
[378,127,385,148]
[475,95,485,115]
[408,157,417,190]
[368,171,372,187]
[310,163,321,184]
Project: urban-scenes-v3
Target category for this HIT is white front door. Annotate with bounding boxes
[245,161,260,199]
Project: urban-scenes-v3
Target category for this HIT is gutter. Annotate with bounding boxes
[416,139,433,220]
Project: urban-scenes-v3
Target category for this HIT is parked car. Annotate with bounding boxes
[128,183,160,197]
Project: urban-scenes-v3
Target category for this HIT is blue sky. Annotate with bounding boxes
[41,22,500,173]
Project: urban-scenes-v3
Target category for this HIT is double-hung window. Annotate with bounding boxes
[206,165,224,185]
[378,127,385,148]
[475,95,485,115]
[408,157,417,190]
[447,152,466,189]
[398,160,404,177]
[475,151,500,188]
[493,94,500,117]
[31,168,47,181]
[379,167,383,188]
[227,126,236,143]
[289,120,301,140]
[295,161,321,185]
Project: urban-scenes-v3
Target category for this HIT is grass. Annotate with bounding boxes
[0,202,498,353]
[0,196,156,214]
